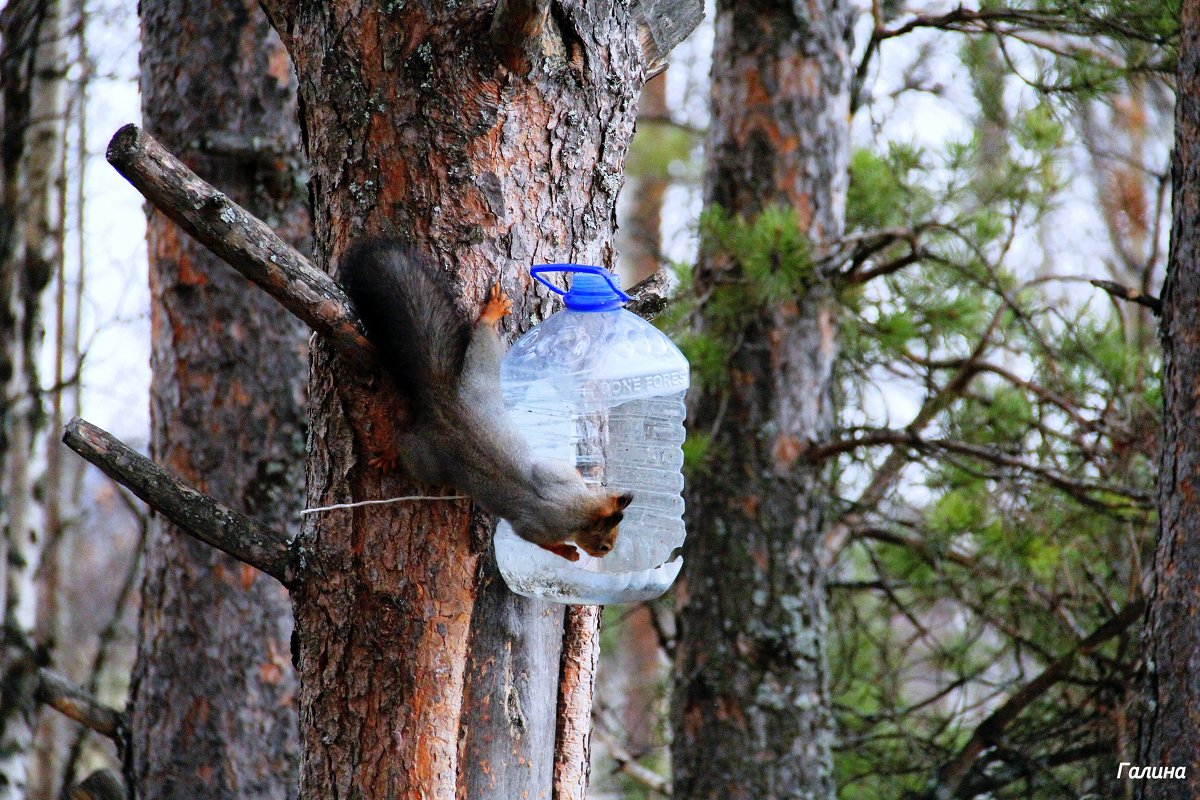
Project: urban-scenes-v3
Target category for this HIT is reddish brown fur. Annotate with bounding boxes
[571,492,633,558]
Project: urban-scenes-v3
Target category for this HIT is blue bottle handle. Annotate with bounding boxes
[531,264,633,303]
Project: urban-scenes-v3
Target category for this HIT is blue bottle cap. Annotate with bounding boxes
[531,264,632,312]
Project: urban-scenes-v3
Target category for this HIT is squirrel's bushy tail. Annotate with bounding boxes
[338,239,470,413]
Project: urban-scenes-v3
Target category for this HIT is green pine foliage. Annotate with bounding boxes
[828,29,1162,799]
[596,3,1178,798]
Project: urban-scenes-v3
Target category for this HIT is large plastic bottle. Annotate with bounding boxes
[494,264,689,604]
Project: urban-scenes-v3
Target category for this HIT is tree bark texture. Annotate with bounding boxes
[134,1,307,796]
[263,3,652,797]
[552,605,601,800]
[0,0,66,794]
[672,2,852,799]
[1137,0,1200,795]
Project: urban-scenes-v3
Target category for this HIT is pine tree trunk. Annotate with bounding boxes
[0,0,66,793]
[1137,0,1200,793]
[622,72,669,285]
[263,3,652,796]
[132,1,307,796]
[671,1,852,798]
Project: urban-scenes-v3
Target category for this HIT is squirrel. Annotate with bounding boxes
[338,238,633,562]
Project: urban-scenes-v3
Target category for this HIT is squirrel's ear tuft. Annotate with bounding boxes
[615,491,634,510]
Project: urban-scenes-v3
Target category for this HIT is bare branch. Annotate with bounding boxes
[876,7,1164,46]
[189,130,295,166]
[67,770,125,800]
[62,417,297,587]
[35,669,123,741]
[931,599,1145,798]
[1090,278,1162,315]
[62,506,146,789]
[593,720,671,796]
[104,124,376,370]
[553,605,601,800]
[810,428,1150,508]
[490,0,552,73]
[821,312,1003,565]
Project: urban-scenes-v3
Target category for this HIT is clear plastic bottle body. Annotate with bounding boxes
[494,307,689,604]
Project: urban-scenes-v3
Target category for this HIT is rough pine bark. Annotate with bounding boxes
[133,1,307,796]
[1137,0,1200,795]
[0,0,66,794]
[671,2,853,799]
[256,2,657,796]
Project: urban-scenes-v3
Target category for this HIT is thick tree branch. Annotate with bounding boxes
[931,599,1145,798]
[67,770,125,800]
[35,668,124,742]
[62,417,297,587]
[104,124,376,370]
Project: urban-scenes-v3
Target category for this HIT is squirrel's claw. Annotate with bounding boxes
[479,284,513,325]
[368,447,400,472]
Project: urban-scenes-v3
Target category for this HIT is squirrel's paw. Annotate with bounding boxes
[479,283,513,325]
[368,446,400,473]
[537,541,581,562]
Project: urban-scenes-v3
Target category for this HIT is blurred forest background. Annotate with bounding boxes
[0,0,1186,798]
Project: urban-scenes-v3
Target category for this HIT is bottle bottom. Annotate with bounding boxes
[494,525,682,605]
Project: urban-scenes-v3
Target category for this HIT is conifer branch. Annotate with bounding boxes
[634,0,704,69]
[626,267,671,320]
[593,720,671,796]
[931,599,1145,798]
[809,429,1151,508]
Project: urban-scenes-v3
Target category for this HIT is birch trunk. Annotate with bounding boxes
[0,0,67,794]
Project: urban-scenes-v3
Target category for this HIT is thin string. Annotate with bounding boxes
[300,495,469,516]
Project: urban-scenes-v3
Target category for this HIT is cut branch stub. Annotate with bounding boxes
[62,417,297,587]
[490,0,552,73]
[68,770,125,800]
[635,0,704,70]
[104,123,376,370]
[625,267,671,320]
